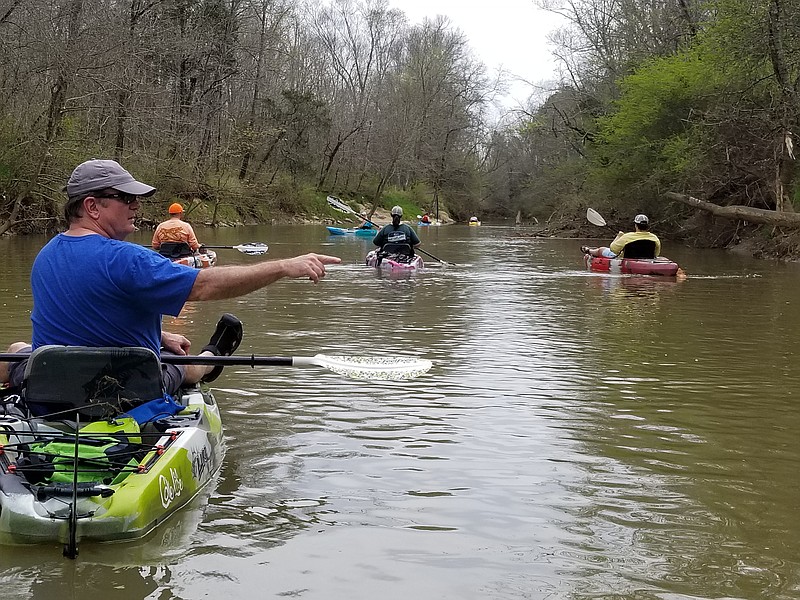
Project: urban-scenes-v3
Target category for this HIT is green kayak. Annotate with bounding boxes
[0,346,223,554]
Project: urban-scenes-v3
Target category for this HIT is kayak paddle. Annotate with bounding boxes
[586,208,615,231]
[327,195,378,228]
[416,247,455,266]
[201,243,269,255]
[0,353,432,381]
[327,196,455,265]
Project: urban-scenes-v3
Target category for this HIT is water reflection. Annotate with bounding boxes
[0,484,212,597]
[586,272,683,299]
[0,227,799,598]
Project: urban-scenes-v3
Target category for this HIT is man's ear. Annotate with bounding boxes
[83,195,102,219]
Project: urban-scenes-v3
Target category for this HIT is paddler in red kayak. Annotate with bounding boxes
[582,214,661,259]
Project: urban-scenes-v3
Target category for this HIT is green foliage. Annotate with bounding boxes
[307,192,338,217]
[373,192,417,219]
[293,184,329,215]
[378,189,410,212]
[264,173,307,214]
[406,184,433,210]
[703,0,771,72]
[334,186,426,219]
[590,48,726,196]
[517,117,547,138]
[582,0,800,215]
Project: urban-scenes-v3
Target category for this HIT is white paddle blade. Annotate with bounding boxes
[586,208,607,227]
[309,354,432,380]
[235,243,269,255]
[327,195,355,215]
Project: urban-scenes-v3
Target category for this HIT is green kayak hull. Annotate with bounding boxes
[0,385,223,545]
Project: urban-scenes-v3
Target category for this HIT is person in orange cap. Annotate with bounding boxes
[152,201,201,257]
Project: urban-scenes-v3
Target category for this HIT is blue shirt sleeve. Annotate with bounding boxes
[110,242,198,317]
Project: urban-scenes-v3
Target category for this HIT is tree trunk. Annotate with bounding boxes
[0,194,24,235]
[767,0,797,213]
[114,89,128,160]
[254,130,286,176]
[317,125,361,191]
[665,192,800,227]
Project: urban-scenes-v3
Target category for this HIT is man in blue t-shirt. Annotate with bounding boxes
[372,206,421,259]
[0,159,341,394]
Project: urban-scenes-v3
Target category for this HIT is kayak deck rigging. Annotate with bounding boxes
[0,346,223,553]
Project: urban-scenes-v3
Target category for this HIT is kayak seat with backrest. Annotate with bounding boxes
[380,242,414,257]
[621,239,657,259]
[23,346,165,420]
[157,242,194,259]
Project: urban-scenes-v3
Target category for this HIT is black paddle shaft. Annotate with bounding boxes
[0,353,294,367]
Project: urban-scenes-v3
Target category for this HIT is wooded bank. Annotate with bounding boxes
[1,0,799,257]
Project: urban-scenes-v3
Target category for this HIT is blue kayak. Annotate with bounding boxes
[327,226,376,237]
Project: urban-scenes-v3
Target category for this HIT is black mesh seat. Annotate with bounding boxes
[23,346,165,420]
[157,242,193,258]
[622,239,656,259]
[381,242,413,257]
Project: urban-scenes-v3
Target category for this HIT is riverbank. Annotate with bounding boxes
[512,209,800,262]
[4,201,456,238]
[138,198,454,232]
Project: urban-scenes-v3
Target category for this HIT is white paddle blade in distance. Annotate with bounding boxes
[586,208,607,227]
[299,355,433,380]
[327,195,354,215]
[236,243,269,255]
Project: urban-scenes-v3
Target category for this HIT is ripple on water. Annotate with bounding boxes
[3,233,799,597]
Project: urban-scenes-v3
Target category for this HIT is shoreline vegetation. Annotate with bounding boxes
[132,194,456,231]
[8,184,800,265]
[3,0,800,261]
[515,198,800,263]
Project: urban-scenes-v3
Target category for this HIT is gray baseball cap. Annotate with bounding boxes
[391,205,403,216]
[65,159,156,197]
[634,214,649,225]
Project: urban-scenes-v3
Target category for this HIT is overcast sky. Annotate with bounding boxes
[388,0,566,106]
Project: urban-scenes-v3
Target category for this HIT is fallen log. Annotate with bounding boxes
[665,192,800,228]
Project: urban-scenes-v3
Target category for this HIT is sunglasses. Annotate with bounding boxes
[95,193,138,205]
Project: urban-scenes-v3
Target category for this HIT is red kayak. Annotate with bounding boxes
[584,254,680,276]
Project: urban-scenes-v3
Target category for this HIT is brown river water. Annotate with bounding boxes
[0,223,798,599]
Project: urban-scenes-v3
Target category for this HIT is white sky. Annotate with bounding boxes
[388,0,566,108]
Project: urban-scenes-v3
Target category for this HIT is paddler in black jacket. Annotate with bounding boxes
[372,206,421,260]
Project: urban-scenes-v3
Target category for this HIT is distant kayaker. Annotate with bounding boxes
[152,202,201,257]
[582,214,661,259]
[0,158,340,393]
[372,206,421,261]
[421,213,431,224]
